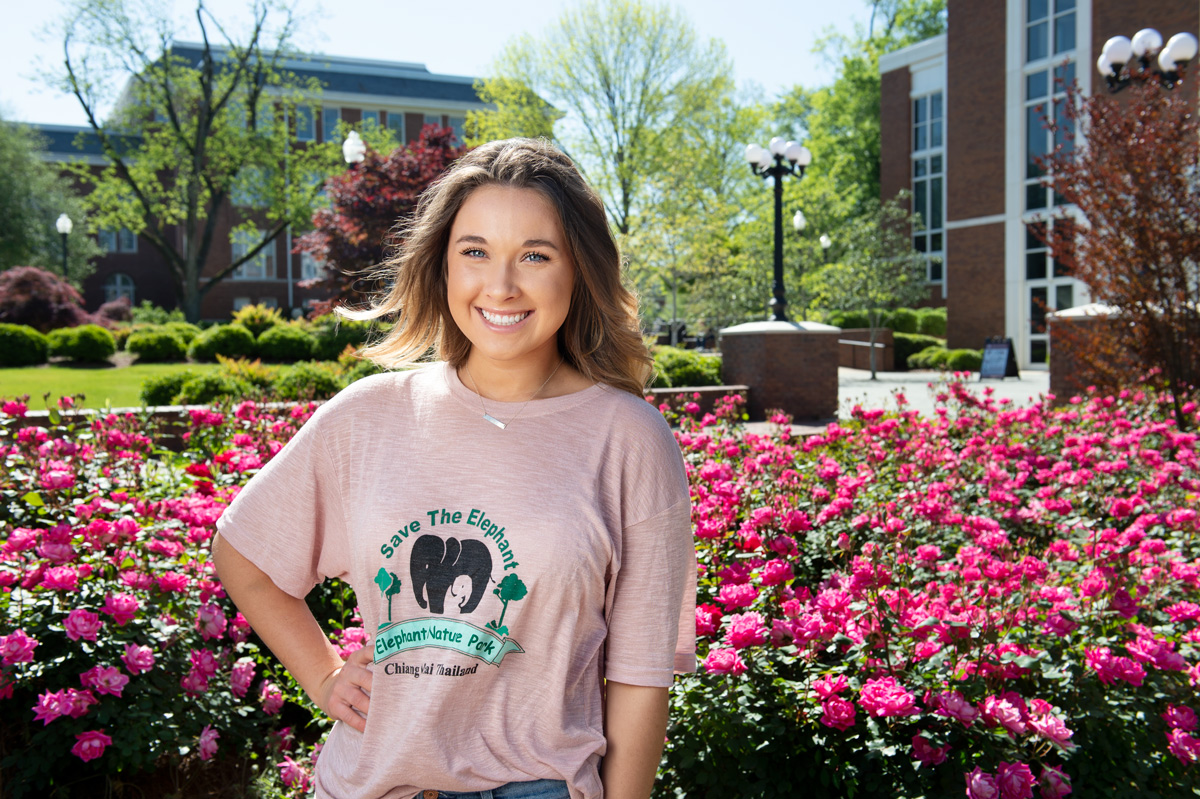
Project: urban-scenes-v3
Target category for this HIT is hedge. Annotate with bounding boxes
[0,324,50,367]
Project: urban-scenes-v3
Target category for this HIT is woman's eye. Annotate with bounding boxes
[524,251,549,263]
[461,248,486,258]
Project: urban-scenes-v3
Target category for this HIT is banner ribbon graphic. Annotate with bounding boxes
[374,618,524,667]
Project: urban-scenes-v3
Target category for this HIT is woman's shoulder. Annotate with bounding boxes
[309,364,442,422]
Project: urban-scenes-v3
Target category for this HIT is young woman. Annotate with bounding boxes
[212,138,695,799]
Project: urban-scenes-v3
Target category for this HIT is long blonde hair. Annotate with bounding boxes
[342,138,652,396]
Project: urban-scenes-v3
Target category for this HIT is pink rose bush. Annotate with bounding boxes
[1,398,331,795]
[659,383,1200,797]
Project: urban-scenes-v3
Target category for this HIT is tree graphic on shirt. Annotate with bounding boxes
[486,573,527,637]
[375,567,402,623]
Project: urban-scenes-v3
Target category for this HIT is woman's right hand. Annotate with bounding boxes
[316,645,374,733]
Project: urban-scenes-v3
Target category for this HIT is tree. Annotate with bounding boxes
[0,117,100,283]
[802,194,929,378]
[486,573,527,637]
[468,0,734,239]
[374,567,402,623]
[294,126,467,316]
[1042,70,1200,430]
[54,0,337,321]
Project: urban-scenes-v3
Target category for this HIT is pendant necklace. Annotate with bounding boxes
[462,359,563,430]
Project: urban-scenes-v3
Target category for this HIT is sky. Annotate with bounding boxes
[0,0,870,127]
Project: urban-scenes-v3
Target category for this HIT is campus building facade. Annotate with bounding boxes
[36,46,486,320]
[879,0,1197,368]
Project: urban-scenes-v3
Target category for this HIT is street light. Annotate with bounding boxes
[1097,27,1198,91]
[745,136,812,321]
[342,130,366,167]
[820,234,832,263]
[55,213,72,277]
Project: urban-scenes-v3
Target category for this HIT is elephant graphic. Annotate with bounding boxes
[409,534,492,615]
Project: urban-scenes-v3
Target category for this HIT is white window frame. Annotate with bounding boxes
[911,90,945,286]
[231,230,276,281]
[103,273,135,304]
[295,105,315,142]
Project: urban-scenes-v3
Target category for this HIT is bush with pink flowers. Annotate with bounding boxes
[658,382,1199,798]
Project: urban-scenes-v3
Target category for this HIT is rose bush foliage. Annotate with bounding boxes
[2,377,1198,798]
[659,383,1199,798]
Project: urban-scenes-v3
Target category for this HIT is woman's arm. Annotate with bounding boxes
[212,532,373,732]
[599,680,669,799]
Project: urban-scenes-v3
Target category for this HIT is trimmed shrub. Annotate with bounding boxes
[47,324,116,363]
[213,355,278,393]
[946,348,984,372]
[908,345,951,370]
[838,310,871,329]
[0,323,50,366]
[175,372,252,404]
[652,346,722,388]
[163,321,202,345]
[231,303,284,338]
[139,370,196,406]
[893,333,946,371]
[126,329,187,363]
[917,306,948,337]
[889,307,919,334]
[130,300,185,325]
[311,316,374,360]
[94,297,132,326]
[0,266,90,332]
[257,324,316,362]
[188,324,256,361]
[273,361,345,401]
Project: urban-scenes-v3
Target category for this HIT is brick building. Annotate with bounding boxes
[35,45,486,320]
[879,0,1197,368]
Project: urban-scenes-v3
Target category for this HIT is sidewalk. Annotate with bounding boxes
[747,367,1051,435]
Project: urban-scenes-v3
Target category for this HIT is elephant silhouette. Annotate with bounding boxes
[409,534,492,615]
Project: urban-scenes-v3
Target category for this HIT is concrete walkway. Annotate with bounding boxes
[745,367,1051,435]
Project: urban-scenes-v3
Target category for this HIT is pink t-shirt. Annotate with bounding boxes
[216,362,695,799]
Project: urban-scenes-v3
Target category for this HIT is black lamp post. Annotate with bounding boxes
[55,214,72,277]
[1097,28,1197,91]
[745,137,812,321]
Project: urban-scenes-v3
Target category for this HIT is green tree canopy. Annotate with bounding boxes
[0,116,100,284]
[54,0,340,321]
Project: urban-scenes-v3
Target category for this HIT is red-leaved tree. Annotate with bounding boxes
[0,266,91,332]
[295,126,467,316]
[1043,66,1199,430]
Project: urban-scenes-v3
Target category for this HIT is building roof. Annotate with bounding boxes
[30,124,140,162]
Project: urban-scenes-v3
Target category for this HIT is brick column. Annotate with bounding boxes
[719,321,840,421]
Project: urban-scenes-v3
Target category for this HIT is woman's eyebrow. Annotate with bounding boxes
[454,234,488,245]
[523,239,560,250]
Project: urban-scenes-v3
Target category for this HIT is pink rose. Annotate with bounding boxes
[198,725,219,760]
[278,755,310,789]
[966,767,999,799]
[121,643,156,675]
[64,609,103,642]
[260,682,285,715]
[80,665,129,697]
[231,658,257,699]
[32,690,63,725]
[40,566,79,591]
[812,674,849,699]
[702,648,747,676]
[936,690,980,726]
[981,695,1026,735]
[1038,766,1071,799]
[181,670,210,696]
[911,733,949,766]
[725,612,767,650]
[0,629,39,665]
[858,676,918,718]
[1167,729,1200,765]
[695,604,722,637]
[997,761,1036,799]
[58,688,97,718]
[101,593,140,625]
[819,696,857,731]
[759,559,794,586]
[1163,704,1199,732]
[1029,712,1075,749]
[70,730,112,762]
[189,648,219,678]
[196,603,227,640]
[716,582,759,610]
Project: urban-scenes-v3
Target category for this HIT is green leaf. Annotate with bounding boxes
[20,491,43,507]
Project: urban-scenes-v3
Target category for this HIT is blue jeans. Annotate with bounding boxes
[429,779,570,799]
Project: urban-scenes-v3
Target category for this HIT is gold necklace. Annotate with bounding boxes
[462,359,563,430]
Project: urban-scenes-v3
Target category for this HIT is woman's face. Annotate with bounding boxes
[446,184,575,374]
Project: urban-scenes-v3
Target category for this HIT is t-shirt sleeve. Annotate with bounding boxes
[603,497,696,687]
[214,407,349,598]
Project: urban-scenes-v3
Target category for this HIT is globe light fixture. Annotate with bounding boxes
[744,137,813,321]
[342,130,367,166]
[55,213,73,276]
[1098,27,1198,91]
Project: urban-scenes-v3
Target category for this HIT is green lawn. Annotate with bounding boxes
[0,362,220,410]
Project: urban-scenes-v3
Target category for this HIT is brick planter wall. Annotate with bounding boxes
[838,329,895,371]
[719,321,840,421]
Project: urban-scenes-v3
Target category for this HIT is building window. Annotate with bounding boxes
[296,106,315,142]
[361,110,379,128]
[1024,217,1077,364]
[231,165,268,208]
[104,273,135,304]
[387,111,405,142]
[424,113,443,129]
[1026,0,1075,63]
[449,116,466,143]
[300,251,323,281]
[323,107,341,142]
[99,229,137,253]
[231,231,276,281]
[912,91,944,285]
[233,297,252,311]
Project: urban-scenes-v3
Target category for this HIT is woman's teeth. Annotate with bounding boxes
[481,310,529,326]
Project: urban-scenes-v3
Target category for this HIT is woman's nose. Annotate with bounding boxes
[484,261,519,299]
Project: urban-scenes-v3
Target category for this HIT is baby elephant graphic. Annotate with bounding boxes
[410,534,492,614]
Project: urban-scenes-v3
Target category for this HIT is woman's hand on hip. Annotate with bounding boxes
[317,645,374,733]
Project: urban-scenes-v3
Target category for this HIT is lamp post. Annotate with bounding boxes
[745,137,812,321]
[820,234,832,264]
[55,213,72,277]
[342,130,366,168]
[1097,28,1197,91]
